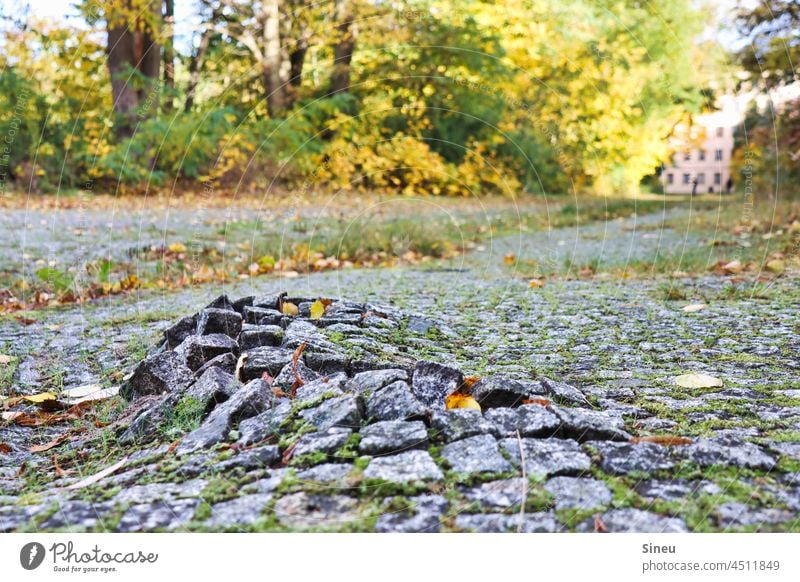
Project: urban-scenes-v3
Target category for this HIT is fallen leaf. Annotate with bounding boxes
[682,303,706,312]
[1,411,24,422]
[168,242,187,253]
[528,279,545,288]
[503,253,516,265]
[674,373,723,389]
[462,376,481,391]
[53,454,71,477]
[281,301,299,316]
[13,316,37,325]
[59,384,119,405]
[765,259,785,274]
[309,300,328,320]
[721,260,743,274]
[0,354,12,365]
[63,456,128,491]
[24,392,57,404]
[281,442,297,465]
[445,393,481,412]
[289,342,308,398]
[522,397,552,407]
[29,433,70,453]
[234,353,248,382]
[631,435,693,446]
[0,443,11,453]
[593,513,608,533]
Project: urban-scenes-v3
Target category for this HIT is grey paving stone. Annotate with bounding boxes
[116,498,200,532]
[544,476,612,510]
[359,420,428,455]
[501,437,591,477]
[206,494,273,527]
[441,434,513,474]
[375,495,447,533]
[363,450,444,483]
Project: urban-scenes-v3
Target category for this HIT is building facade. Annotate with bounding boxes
[661,110,737,195]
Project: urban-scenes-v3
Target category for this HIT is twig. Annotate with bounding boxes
[516,429,527,532]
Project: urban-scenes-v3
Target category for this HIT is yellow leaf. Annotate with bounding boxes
[168,242,187,253]
[281,301,299,316]
[24,392,57,404]
[528,279,545,288]
[674,373,723,389]
[309,300,327,320]
[765,259,785,274]
[445,393,481,411]
[503,253,516,265]
[682,303,706,312]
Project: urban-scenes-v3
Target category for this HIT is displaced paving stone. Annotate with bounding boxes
[273,492,359,529]
[113,479,207,505]
[214,446,280,472]
[364,450,444,483]
[462,478,527,510]
[471,376,548,408]
[121,351,194,400]
[39,501,113,530]
[239,325,284,350]
[294,373,347,404]
[237,399,292,446]
[544,476,612,510]
[243,306,283,325]
[551,406,632,442]
[679,437,776,470]
[196,308,242,338]
[411,361,463,409]
[715,502,796,529]
[589,441,676,475]
[454,512,560,533]
[177,333,239,371]
[300,395,363,431]
[375,495,447,533]
[578,508,689,533]
[206,494,274,528]
[431,409,494,442]
[345,368,409,395]
[240,347,295,381]
[294,428,352,457]
[366,381,427,421]
[116,498,200,532]
[297,463,352,483]
[442,434,513,474]
[273,359,319,391]
[182,367,238,414]
[517,404,561,437]
[194,352,237,377]
[164,315,197,349]
[502,438,591,477]
[359,420,428,455]
[540,377,590,406]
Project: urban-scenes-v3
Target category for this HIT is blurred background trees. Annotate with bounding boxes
[0,0,785,198]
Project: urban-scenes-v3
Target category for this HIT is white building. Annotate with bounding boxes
[661,108,739,195]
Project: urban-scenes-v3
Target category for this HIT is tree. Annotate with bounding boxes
[737,0,800,89]
[331,0,356,94]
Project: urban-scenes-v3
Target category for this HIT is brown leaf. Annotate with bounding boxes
[289,342,308,398]
[29,433,70,453]
[53,454,71,478]
[462,376,481,391]
[281,442,297,465]
[631,435,693,446]
[522,397,552,407]
[0,443,12,454]
[13,316,37,326]
[63,456,128,491]
[593,513,608,533]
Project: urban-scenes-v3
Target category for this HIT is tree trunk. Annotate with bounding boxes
[185,26,214,112]
[286,32,307,108]
[163,0,175,108]
[331,0,355,94]
[106,0,161,139]
[262,0,285,116]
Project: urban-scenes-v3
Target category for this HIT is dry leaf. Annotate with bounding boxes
[522,397,552,407]
[593,513,608,533]
[281,301,299,316]
[503,253,516,265]
[0,354,12,365]
[289,342,308,398]
[168,242,187,253]
[631,435,693,446]
[234,353,248,382]
[59,384,119,405]
[674,373,723,389]
[64,456,128,491]
[281,442,297,465]
[682,303,706,312]
[29,433,70,453]
[0,443,11,454]
[722,260,743,274]
[53,454,71,477]
[765,259,785,274]
[309,300,327,320]
[462,376,480,391]
[24,392,57,404]
[445,393,481,411]
[528,279,545,288]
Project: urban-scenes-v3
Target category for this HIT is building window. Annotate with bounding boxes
[715,149,723,161]
[683,173,690,184]
[714,173,721,185]
[699,150,706,161]
[684,151,691,161]
[716,127,724,138]
[667,173,674,184]
[696,173,705,184]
